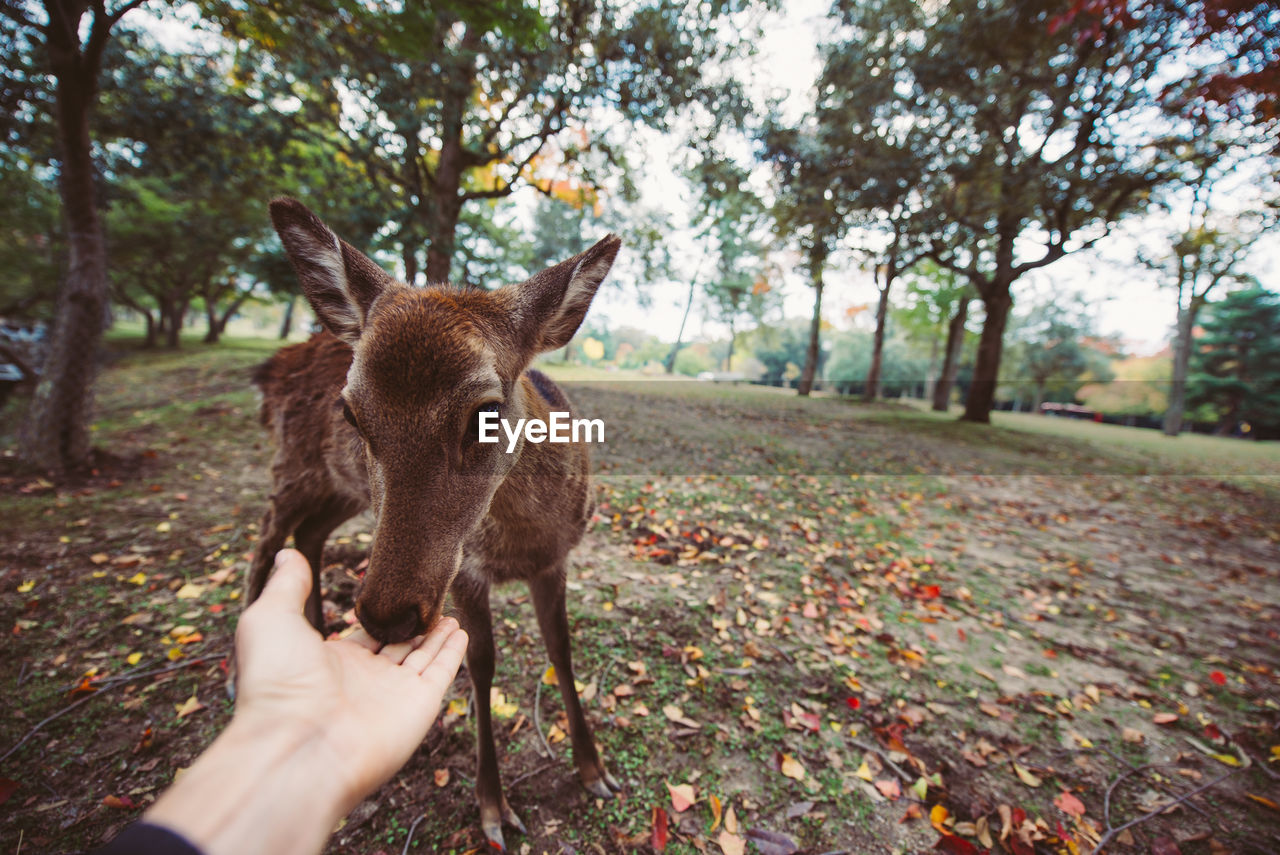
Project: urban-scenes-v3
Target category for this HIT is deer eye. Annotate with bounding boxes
[470,402,500,443]
[341,401,359,430]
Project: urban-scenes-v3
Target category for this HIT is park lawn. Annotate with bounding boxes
[2,337,1278,855]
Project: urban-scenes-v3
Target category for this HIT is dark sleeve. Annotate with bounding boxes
[92,822,205,855]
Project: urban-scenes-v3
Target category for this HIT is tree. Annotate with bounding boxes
[764,127,847,396]
[1142,201,1277,434]
[1187,286,1280,436]
[4,0,150,472]
[1003,296,1117,411]
[211,0,757,285]
[832,0,1178,423]
[892,262,973,407]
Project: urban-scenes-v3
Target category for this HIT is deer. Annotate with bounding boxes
[242,197,623,851]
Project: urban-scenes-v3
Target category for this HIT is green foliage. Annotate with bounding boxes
[0,156,62,317]
[1001,297,1118,407]
[826,331,931,397]
[1077,355,1170,417]
[748,320,826,386]
[1187,287,1280,436]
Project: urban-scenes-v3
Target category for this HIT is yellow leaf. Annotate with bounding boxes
[156,521,171,533]
[17,580,35,593]
[930,804,950,834]
[780,753,805,780]
[90,553,110,565]
[175,583,204,599]
[855,761,874,782]
[1246,793,1280,811]
[174,694,204,719]
[911,777,929,800]
[547,723,566,744]
[489,688,517,719]
[127,572,147,586]
[446,698,468,717]
[126,652,143,666]
[166,647,183,661]
[1210,752,1241,766]
[1013,763,1042,787]
[709,794,723,832]
[542,665,557,686]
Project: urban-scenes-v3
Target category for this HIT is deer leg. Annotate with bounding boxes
[452,575,526,852]
[530,565,622,799]
[293,500,360,634]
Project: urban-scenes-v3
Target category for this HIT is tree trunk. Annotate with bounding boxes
[279,294,296,339]
[797,261,825,397]
[924,335,939,402]
[561,341,574,363]
[1032,383,1045,413]
[163,293,187,349]
[864,273,892,402]
[725,317,736,372]
[21,29,107,472]
[203,296,220,343]
[213,290,252,342]
[963,287,1012,423]
[665,276,698,374]
[423,32,481,285]
[143,309,157,348]
[404,243,419,287]
[933,294,970,412]
[1162,304,1197,436]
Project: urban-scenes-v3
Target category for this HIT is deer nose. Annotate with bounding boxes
[357,603,424,645]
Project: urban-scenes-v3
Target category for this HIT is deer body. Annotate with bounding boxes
[244,199,621,851]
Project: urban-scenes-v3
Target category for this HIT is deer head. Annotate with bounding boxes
[270,198,621,643]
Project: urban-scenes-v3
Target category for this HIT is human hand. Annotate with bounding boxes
[233,548,468,808]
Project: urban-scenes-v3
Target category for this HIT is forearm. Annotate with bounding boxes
[143,717,349,855]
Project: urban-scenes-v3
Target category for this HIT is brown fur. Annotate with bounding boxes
[243,198,622,850]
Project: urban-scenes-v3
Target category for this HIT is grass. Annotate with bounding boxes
[2,335,1278,854]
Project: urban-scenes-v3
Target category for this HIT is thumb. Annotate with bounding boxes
[253,549,313,615]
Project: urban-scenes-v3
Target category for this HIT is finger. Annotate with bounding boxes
[418,628,468,686]
[253,549,313,615]
[402,617,460,674]
[377,638,420,665]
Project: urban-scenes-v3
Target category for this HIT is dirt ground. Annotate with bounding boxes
[2,341,1278,855]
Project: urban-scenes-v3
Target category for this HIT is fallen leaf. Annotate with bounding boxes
[90,553,110,565]
[126,652,143,666]
[1012,763,1042,788]
[651,806,669,852]
[1054,791,1086,818]
[174,695,204,719]
[717,829,745,855]
[855,761,874,781]
[662,704,700,729]
[667,781,696,813]
[175,583,204,600]
[1209,670,1227,686]
[1122,727,1145,744]
[725,805,739,834]
[1246,793,1280,811]
[930,803,950,833]
[102,794,138,810]
[126,572,148,586]
[784,800,813,819]
[1153,713,1179,725]
[546,723,566,744]
[434,768,450,787]
[0,778,17,806]
[934,835,981,854]
[1151,836,1181,855]
[709,793,723,832]
[745,828,799,855]
[911,777,929,800]
[542,665,557,686]
[875,778,901,800]
[489,688,517,719]
[779,753,806,781]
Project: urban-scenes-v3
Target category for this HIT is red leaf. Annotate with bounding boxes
[651,806,669,852]
[102,794,138,810]
[919,584,941,600]
[846,697,861,710]
[1209,670,1227,686]
[935,834,981,855]
[1054,790,1086,818]
[0,778,17,806]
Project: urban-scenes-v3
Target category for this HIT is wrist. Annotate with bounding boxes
[144,714,348,855]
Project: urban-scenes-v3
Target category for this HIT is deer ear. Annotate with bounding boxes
[510,234,622,352]
[269,197,394,345]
